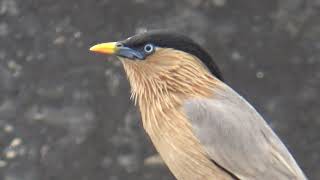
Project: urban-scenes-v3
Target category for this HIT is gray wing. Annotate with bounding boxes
[183,83,307,180]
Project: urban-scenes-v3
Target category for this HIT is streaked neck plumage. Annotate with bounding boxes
[120,48,233,180]
[121,48,219,106]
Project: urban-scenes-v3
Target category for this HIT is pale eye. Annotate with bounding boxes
[116,42,124,47]
[144,44,154,54]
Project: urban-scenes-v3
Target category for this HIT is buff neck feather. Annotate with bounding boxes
[120,48,220,108]
[119,48,232,180]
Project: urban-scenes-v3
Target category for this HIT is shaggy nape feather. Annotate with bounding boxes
[120,48,233,180]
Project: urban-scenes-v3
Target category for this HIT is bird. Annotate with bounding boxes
[89,30,307,180]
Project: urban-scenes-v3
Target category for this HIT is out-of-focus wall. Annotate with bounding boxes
[0,0,319,179]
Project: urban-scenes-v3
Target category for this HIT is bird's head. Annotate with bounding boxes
[90,30,223,102]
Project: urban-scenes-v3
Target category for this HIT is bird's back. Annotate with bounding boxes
[184,83,307,180]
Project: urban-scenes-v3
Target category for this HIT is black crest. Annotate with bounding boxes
[122,30,224,81]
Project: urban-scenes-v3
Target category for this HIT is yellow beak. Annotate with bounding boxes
[89,42,118,54]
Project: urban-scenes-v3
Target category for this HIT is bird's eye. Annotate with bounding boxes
[144,44,154,54]
[116,43,124,47]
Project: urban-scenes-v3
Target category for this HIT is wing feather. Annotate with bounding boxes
[183,83,307,180]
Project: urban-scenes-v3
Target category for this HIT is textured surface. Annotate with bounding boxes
[0,0,319,180]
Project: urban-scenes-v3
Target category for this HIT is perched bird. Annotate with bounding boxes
[90,31,307,180]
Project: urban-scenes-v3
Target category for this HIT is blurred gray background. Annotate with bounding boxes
[0,0,319,179]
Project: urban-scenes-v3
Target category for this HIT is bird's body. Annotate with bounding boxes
[90,31,307,180]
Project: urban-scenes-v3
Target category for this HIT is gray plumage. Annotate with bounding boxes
[183,82,307,180]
